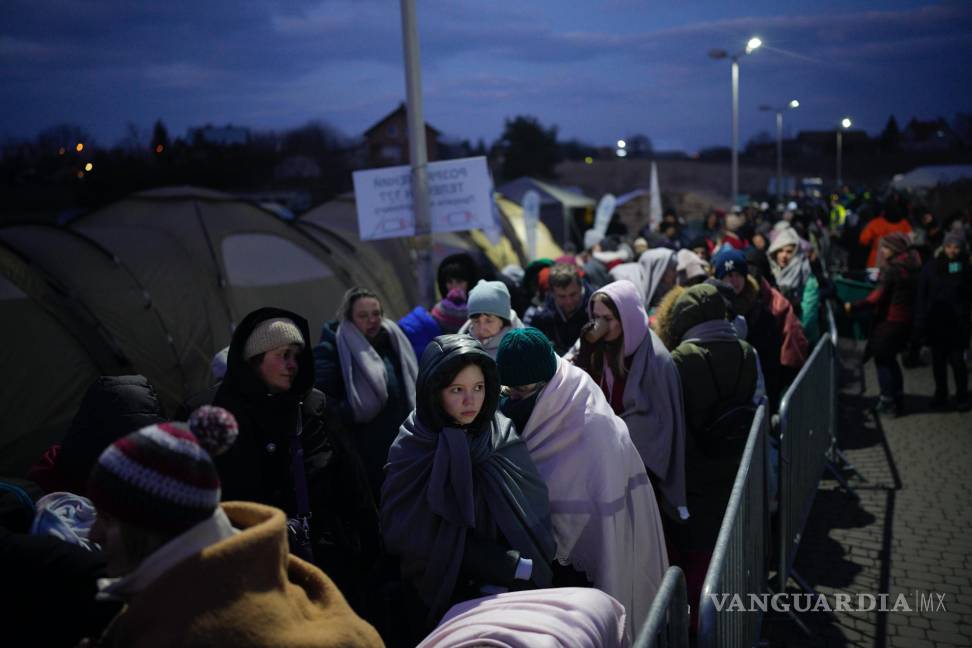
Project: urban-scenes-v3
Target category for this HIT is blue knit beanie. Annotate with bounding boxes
[496,328,557,387]
[712,248,749,279]
[467,279,511,320]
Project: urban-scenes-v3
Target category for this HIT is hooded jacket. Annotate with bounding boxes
[381,335,555,624]
[213,308,379,606]
[437,253,481,300]
[584,280,688,516]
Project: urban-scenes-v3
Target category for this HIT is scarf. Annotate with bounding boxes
[381,411,555,623]
[519,358,668,640]
[336,318,417,423]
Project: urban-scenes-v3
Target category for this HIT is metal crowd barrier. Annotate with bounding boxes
[776,334,835,593]
[696,402,769,648]
[633,566,689,648]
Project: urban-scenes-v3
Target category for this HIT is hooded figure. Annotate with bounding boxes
[437,252,480,299]
[638,248,678,310]
[496,329,669,640]
[768,225,821,345]
[216,307,380,608]
[381,335,555,626]
[576,280,688,519]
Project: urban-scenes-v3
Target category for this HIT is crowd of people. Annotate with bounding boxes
[2,187,970,647]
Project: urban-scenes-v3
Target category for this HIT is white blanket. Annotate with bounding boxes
[336,318,417,423]
[522,357,669,639]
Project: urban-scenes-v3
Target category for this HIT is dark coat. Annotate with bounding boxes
[313,319,413,501]
[28,375,164,496]
[526,283,593,355]
[917,251,972,349]
[212,307,379,609]
[381,335,554,624]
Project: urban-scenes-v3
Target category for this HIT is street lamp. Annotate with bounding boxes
[709,36,763,206]
[836,117,852,188]
[759,98,799,207]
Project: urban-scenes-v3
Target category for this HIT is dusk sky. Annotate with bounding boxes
[2,1,970,152]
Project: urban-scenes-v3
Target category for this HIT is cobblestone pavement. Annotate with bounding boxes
[761,340,972,647]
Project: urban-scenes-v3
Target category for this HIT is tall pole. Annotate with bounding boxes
[400,0,435,308]
[776,110,783,207]
[731,58,739,206]
[836,130,843,188]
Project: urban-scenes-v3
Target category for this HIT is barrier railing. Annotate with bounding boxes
[633,566,689,648]
[777,334,835,594]
[696,402,769,648]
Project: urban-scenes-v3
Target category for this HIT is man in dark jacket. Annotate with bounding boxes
[917,231,972,410]
[526,264,593,355]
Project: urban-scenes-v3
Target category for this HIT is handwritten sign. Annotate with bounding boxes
[353,156,493,241]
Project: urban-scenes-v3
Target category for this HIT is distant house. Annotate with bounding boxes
[188,125,251,146]
[901,117,962,153]
[363,103,440,167]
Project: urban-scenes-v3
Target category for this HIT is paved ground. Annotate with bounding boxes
[762,339,972,647]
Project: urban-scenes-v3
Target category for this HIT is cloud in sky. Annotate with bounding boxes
[1,0,970,151]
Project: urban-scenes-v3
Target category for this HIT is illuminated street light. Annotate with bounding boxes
[75,143,84,152]
[709,36,763,205]
[617,139,626,149]
[584,156,594,164]
[84,162,93,172]
[616,148,628,158]
[759,98,800,206]
[836,117,853,187]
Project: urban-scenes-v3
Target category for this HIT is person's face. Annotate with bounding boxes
[693,245,708,260]
[90,510,135,577]
[726,271,747,295]
[592,299,622,342]
[774,244,796,268]
[944,242,961,261]
[469,313,503,340]
[507,382,544,401]
[351,297,382,339]
[660,265,677,291]
[552,281,583,316]
[752,233,767,251]
[257,343,301,393]
[445,278,468,294]
[439,363,486,425]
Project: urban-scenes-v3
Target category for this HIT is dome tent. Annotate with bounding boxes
[0,187,365,476]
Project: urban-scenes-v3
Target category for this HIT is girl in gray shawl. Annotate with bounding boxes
[381,334,555,627]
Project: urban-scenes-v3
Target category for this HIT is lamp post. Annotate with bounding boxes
[709,37,762,206]
[759,99,799,207]
[836,117,852,188]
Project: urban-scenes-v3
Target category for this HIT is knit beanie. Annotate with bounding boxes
[676,249,710,281]
[467,280,511,319]
[712,248,749,279]
[431,288,469,333]
[496,328,557,387]
[88,406,239,536]
[879,232,910,258]
[943,230,966,250]
[243,317,304,360]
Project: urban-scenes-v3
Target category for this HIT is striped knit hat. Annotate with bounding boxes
[88,406,238,535]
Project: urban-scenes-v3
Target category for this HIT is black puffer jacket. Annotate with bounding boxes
[28,375,164,496]
[212,307,379,609]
